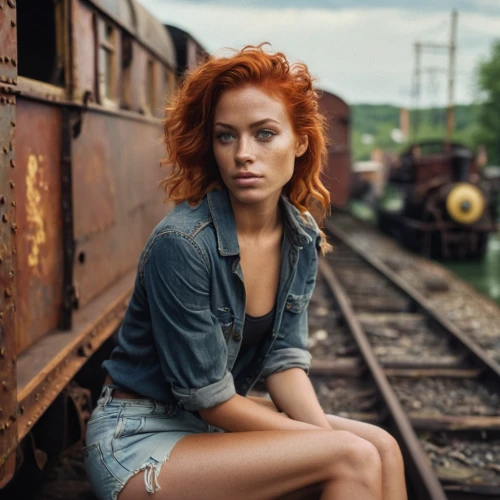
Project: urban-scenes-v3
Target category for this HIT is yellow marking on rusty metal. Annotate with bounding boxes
[26,154,47,268]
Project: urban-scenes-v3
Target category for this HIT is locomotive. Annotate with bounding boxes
[377,140,499,259]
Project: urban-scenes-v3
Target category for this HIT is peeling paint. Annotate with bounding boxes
[26,154,46,268]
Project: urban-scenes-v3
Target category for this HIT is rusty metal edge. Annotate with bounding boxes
[318,258,448,500]
[324,219,500,381]
[0,285,132,469]
[16,83,162,126]
[60,107,75,330]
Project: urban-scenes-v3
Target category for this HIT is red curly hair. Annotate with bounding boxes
[160,44,331,252]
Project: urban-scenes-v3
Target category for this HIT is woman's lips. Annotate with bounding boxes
[234,176,262,186]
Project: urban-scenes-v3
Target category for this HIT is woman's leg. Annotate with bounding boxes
[248,397,406,499]
[118,429,382,500]
[325,414,407,500]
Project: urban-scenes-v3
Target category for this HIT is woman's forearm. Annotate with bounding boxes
[198,393,324,432]
[265,368,331,430]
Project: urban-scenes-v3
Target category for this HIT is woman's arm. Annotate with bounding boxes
[265,368,331,430]
[199,392,325,432]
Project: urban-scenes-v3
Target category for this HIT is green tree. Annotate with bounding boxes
[475,40,500,165]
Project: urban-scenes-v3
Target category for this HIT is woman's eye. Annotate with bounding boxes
[257,130,275,139]
[216,132,235,143]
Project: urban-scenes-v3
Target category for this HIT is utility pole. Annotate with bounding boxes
[411,10,458,141]
[412,42,421,139]
[446,10,458,140]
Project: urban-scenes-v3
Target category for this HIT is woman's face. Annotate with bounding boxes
[213,85,308,208]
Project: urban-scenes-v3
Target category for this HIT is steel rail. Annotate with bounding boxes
[324,218,500,380]
[318,258,448,500]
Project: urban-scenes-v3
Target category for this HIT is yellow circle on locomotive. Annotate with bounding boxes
[446,183,485,224]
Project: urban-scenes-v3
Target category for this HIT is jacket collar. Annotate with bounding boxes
[207,189,313,257]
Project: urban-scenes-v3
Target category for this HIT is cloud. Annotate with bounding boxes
[150,0,500,15]
[141,0,500,105]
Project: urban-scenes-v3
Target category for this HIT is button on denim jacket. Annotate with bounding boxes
[104,188,322,412]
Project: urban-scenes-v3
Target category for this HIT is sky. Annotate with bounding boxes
[140,0,500,107]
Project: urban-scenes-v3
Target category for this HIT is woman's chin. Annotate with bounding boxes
[228,187,279,207]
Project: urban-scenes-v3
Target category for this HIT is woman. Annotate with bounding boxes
[83,45,406,500]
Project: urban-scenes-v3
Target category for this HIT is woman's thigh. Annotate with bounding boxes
[118,429,359,500]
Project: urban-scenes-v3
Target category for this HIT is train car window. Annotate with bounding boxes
[146,59,156,114]
[165,68,176,103]
[17,0,65,86]
[99,22,117,103]
[120,34,134,110]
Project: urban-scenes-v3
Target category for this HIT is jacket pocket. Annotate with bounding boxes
[216,307,234,340]
[284,292,312,314]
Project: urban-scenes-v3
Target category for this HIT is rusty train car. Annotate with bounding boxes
[0,0,185,490]
[377,140,498,259]
[317,89,351,208]
[0,1,347,491]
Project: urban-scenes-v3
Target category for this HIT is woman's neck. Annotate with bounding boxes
[229,194,282,241]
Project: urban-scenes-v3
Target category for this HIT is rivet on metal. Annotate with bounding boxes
[0,313,3,319]
[20,405,25,415]
[11,223,17,234]
[4,57,9,64]
[10,121,15,127]
[27,420,32,427]
[0,98,5,105]
[35,393,40,401]
[2,214,8,223]
[10,160,15,168]
[4,289,12,298]
[9,181,14,189]
[1,381,7,390]
[0,347,5,357]
[0,57,3,63]
[9,270,14,279]
[1,76,6,83]
[11,201,16,207]
[11,21,16,27]
[0,196,5,204]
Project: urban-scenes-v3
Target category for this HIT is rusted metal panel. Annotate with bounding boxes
[0,0,18,85]
[16,269,131,444]
[14,100,64,353]
[71,110,167,309]
[318,90,351,207]
[71,1,97,103]
[0,0,17,484]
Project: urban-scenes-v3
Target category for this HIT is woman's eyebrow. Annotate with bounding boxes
[214,118,281,129]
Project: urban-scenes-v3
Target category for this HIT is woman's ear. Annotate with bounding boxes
[295,135,309,158]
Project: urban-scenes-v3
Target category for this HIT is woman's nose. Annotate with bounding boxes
[235,137,255,164]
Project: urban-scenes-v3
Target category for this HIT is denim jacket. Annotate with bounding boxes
[103,188,321,412]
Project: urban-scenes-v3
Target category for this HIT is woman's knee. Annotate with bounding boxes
[327,432,382,486]
[370,428,404,467]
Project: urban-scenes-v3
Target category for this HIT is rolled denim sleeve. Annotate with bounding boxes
[261,244,318,379]
[143,232,235,411]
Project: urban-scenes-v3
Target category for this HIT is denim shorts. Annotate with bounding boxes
[83,385,223,500]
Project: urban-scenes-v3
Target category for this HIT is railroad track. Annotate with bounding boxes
[15,214,500,500]
[306,216,500,500]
